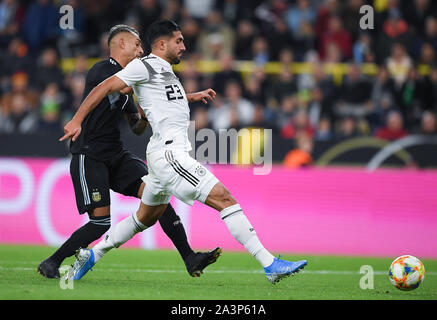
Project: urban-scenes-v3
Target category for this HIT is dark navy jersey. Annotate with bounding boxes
[70,57,138,160]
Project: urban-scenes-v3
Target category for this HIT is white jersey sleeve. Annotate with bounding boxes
[115,58,149,87]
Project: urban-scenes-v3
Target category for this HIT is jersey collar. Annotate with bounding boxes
[148,53,172,69]
[109,57,122,68]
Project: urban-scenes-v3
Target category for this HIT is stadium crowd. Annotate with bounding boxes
[1,0,437,147]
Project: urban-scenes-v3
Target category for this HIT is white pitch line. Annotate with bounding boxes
[0,265,436,276]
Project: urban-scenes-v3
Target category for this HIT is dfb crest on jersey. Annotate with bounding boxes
[195,165,206,177]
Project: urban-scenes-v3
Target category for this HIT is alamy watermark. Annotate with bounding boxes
[359,5,374,30]
[59,5,74,30]
[59,265,74,290]
[359,265,374,289]
[188,122,272,175]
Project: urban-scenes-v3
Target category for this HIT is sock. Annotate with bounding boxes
[93,212,147,263]
[220,204,275,268]
[158,204,194,261]
[48,215,111,265]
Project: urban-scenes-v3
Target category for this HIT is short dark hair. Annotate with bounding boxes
[147,20,181,47]
[108,24,139,46]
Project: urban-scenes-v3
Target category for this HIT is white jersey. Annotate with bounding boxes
[115,53,191,153]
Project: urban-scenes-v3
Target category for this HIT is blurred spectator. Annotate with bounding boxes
[128,0,162,41]
[208,80,255,131]
[278,47,293,68]
[160,0,183,23]
[184,77,204,116]
[0,92,38,133]
[192,106,209,131]
[183,0,215,21]
[197,10,234,60]
[368,65,397,129]
[418,42,436,65]
[264,17,292,62]
[418,111,437,135]
[318,15,352,61]
[403,0,434,36]
[283,132,313,168]
[335,116,361,139]
[233,19,256,60]
[336,64,372,118]
[386,43,413,88]
[180,18,200,55]
[0,37,33,81]
[251,35,270,66]
[178,53,203,81]
[375,110,408,140]
[315,0,342,40]
[412,16,437,61]
[323,41,342,63]
[65,74,85,116]
[398,67,425,128]
[284,0,316,40]
[280,108,314,140]
[215,0,251,28]
[254,0,289,35]
[98,32,110,58]
[341,0,365,42]
[243,66,269,106]
[212,52,243,96]
[375,6,411,63]
[37,83,64,133]
[419,65,437,112]
[32,47,65,92]
[1,72,39,111]
[21,0,59,53]
[0,0,20,45]
[273,94,296,132]
[308,86,331,128]
[315,117,333,141]
[353,32,375,64]
[67,53,89,79]
[57,0,86,58]
[266,65,298,108]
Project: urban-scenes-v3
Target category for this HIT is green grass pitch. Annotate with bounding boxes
[0,244,436,300]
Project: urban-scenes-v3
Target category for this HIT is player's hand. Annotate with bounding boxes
[120,86,133,95]
[193,89,216,104]
[59,120,82,142]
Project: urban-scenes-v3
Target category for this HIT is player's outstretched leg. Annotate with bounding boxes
[184,247,222,277]
[205,182,307,284]
[158,204,222,277]
[70,205,158,280]
[37,213,111,279]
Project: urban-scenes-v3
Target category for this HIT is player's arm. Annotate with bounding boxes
[60,58,148,142]
[186,88,216,104]
[60,75,128,141]
[124,102,149,135]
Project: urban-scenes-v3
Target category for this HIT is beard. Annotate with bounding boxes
[168,51,182,65]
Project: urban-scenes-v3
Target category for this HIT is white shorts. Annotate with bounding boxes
[141,149,219,206]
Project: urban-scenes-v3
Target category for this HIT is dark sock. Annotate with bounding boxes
[158,204,194,261]
[48,215,111,265]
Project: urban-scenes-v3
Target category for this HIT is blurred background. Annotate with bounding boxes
[1,0,437,166]
[0,0,437,257]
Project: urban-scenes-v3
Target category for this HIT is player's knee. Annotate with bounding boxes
[208,183,237,211]
[136,204,166,227]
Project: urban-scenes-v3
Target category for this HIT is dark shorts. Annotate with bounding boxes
[70,151,148,214]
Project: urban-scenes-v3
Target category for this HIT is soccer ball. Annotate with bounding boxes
[388,255,425,291]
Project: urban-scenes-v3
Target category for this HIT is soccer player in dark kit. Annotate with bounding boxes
[37,24,221,279]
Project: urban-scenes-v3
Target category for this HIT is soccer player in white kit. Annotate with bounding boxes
[64,20,307,283]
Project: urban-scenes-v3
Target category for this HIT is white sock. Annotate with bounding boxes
[93,212,147,263]
[220,204,275,268]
